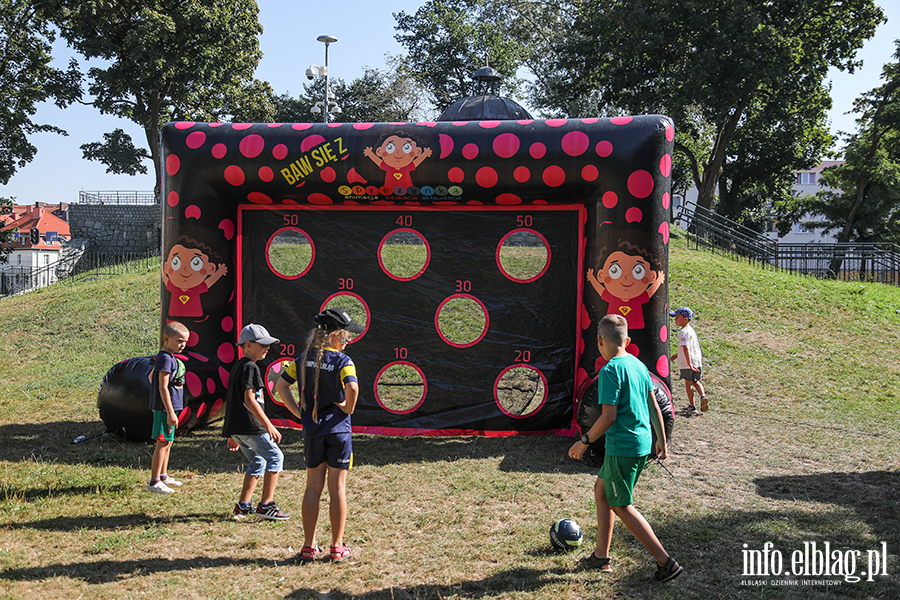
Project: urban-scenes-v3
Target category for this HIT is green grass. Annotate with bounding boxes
[1,235,899,599]
[375,363,425,412]
[498,245,549,280]
[268,241,313,277]
[380,242,429,279]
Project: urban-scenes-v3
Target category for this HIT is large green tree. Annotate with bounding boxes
[0,1,80,186]
[394,0,573,113]
[809,42,900,273]
[554,0,885,212]
[273,58,434,124]
[47,0,267,189]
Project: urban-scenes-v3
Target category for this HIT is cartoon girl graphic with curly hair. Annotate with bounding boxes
[587,230,665,330]
[162,236,228,318]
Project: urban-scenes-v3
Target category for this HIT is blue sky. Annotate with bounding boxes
[2,0,898,205]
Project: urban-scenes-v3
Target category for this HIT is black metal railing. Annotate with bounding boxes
[0,250,159,297]
[677,201,777,265]
[774,243,900,284]
[676,201,900,285]
[77,191,157,205]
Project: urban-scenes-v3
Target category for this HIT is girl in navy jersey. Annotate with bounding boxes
[275,308,363,563]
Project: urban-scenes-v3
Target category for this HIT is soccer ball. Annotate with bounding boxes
[549,518,583,551]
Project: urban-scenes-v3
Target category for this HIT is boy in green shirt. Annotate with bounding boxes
[569,314,683,581]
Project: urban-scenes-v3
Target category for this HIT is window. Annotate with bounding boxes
[43,254,49,265]
[794,222,816,235]
[796,172,816,185]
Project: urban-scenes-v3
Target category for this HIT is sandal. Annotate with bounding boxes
[298,545,322,564]
[655,556,684,581]
[330,545,351,563]
[577,553,612,572]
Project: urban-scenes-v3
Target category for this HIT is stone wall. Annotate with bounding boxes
[68,204,161,253]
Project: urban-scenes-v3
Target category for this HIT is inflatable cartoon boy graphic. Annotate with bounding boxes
[363,133,433,189]
[587,231,665,330]
[162,236,228,318]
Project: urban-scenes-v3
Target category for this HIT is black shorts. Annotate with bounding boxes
[304,432,353,469]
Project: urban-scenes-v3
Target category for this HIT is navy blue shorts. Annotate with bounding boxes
[304,432,353,469]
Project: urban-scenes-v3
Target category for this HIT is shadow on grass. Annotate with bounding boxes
[0,555,276,584]
[4,511,225,532]
[0,421,587,475]
[284,567,573,600]
[755,470,900,548]
[3,506,899,599]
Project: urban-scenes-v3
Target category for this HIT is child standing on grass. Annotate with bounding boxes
[275,308,364,564]
[669,307,708,414]
[223,324,290,521]
[147,321,189,494]
[569,314,683,582]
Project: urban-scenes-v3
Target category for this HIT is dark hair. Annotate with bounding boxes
[596,229,664,273]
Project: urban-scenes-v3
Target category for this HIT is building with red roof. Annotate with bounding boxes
[1,204,72,294]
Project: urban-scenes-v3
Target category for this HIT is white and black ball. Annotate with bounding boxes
[549,518,583,551]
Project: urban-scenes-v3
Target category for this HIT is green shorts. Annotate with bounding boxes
[598,455,648,506]
[151,410,175,443]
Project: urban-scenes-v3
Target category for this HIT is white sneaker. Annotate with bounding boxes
[160,476,182,487]
[147,480,174,494]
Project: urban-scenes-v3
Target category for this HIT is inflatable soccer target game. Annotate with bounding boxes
[101,116,674,439]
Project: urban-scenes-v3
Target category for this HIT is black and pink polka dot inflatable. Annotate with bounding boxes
[98,116,674,440]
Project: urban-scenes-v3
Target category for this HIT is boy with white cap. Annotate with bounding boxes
[223,323,290,520]
[669,307,708,414]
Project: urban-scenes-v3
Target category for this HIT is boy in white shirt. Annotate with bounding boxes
[670,307,708,414]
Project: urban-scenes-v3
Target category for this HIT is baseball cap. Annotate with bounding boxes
[669,307,694,320]
[315,308,365,333]
[238,323,280,345]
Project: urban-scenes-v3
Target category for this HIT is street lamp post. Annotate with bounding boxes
[306,35,341,123]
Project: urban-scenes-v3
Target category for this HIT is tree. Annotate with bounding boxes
[272,58,435,124]
[394,0,572,113]
[553,0,885,212]
[809,42,900,274]
[48,0,266,190]
[0,1,80,185]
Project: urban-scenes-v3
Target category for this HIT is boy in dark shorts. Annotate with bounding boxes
[670,306,708,414]
[569,314,683,581]
[223,323,289,520]
[147,321,189,494]
[275,308,364,564]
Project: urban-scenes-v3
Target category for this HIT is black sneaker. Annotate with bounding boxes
[682,404,697,415]
[233,503,254,519]
[255,502,290,521]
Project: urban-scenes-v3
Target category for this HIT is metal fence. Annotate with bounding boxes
[677,201,777,266]
[0,250,159,297]
[77,191,157,205]
[775,243,900,284]
[677,201,900,285]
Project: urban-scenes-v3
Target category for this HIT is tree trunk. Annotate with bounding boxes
[827,172,869,278]
[696,90,753,210]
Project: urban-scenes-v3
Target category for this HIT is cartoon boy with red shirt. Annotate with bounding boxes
[163,238,228,318]
[363,134,433,189]
[587,236,664,330]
